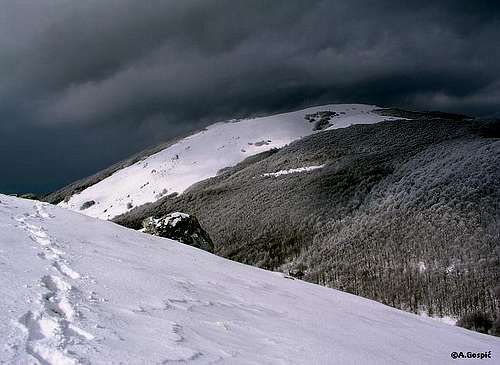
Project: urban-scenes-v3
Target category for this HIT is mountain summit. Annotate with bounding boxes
[46,104,398,219]
[45,104,500,332]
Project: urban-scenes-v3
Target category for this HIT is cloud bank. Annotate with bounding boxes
[1,0,499,193]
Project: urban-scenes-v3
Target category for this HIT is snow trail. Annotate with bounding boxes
[15,203,92,365]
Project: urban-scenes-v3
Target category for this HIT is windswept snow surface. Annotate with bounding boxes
[1,195,499,364]
[59,104,398,219]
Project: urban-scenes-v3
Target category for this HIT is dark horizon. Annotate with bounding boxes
[1,0,500,195]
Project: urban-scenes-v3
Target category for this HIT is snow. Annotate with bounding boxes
[145,212,190,231]
[165,212,190,227]
[1,194,499,364]
[419,312,458,326]
[59,104,400,219]
[262,164,325,177]
[417,261,427,273]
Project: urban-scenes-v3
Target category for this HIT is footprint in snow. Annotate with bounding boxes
[18,275,93,365]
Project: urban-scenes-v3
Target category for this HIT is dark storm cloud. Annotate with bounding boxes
[1,0,500,194]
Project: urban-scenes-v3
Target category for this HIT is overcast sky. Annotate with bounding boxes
[1,0,499,194]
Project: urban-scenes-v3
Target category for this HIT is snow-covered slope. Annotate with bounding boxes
[59,104,398,219]
[1,194,498,364]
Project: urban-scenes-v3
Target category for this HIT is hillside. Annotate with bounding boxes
[115,115,500,327]
[1,194,499,364]
[47,104,399,219]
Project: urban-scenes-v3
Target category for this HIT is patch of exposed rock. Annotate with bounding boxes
[142,212,214,253]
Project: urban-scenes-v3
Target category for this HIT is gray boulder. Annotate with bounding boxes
[142,212,214,253]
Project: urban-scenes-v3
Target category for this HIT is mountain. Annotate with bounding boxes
[113,112,500,328]
[44,104,500,330]
[1,194,499,364]
[45,104,399,219]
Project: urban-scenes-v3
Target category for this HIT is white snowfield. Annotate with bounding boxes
[1,195,498,364]
[60,104,399,219]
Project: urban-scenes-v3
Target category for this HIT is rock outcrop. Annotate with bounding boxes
[142,212,214,253]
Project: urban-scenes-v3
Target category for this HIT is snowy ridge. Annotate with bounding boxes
[59,104,399,219]
[1,194,499,364]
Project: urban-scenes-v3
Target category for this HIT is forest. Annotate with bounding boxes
[115,115,500,335]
